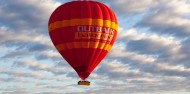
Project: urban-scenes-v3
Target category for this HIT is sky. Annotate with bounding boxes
[0,0,190,94]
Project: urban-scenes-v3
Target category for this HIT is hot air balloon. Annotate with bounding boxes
[48,1,118,86]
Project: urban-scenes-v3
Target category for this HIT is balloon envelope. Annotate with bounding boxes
[48,1,118,80]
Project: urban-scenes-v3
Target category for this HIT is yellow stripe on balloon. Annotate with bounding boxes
[48,18,118,31]
[55,42,112,52]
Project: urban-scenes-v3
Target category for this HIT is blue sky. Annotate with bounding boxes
[0,0,190,94]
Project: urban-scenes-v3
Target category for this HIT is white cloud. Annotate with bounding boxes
[135,0,190,37]
[164,0,190,15]
[7,70,45,79]
[13,60,77,78]
[0,66,5,71]
[0,0,61,30]
[118,28,181,55]
[101,0,157,14]
[109,43,156,64]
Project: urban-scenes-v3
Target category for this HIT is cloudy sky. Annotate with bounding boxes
[0,0,190,94]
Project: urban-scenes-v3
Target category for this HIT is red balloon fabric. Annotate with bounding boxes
[48,1,118,80]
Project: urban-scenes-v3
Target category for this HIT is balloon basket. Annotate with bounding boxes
[78,80,90,86]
